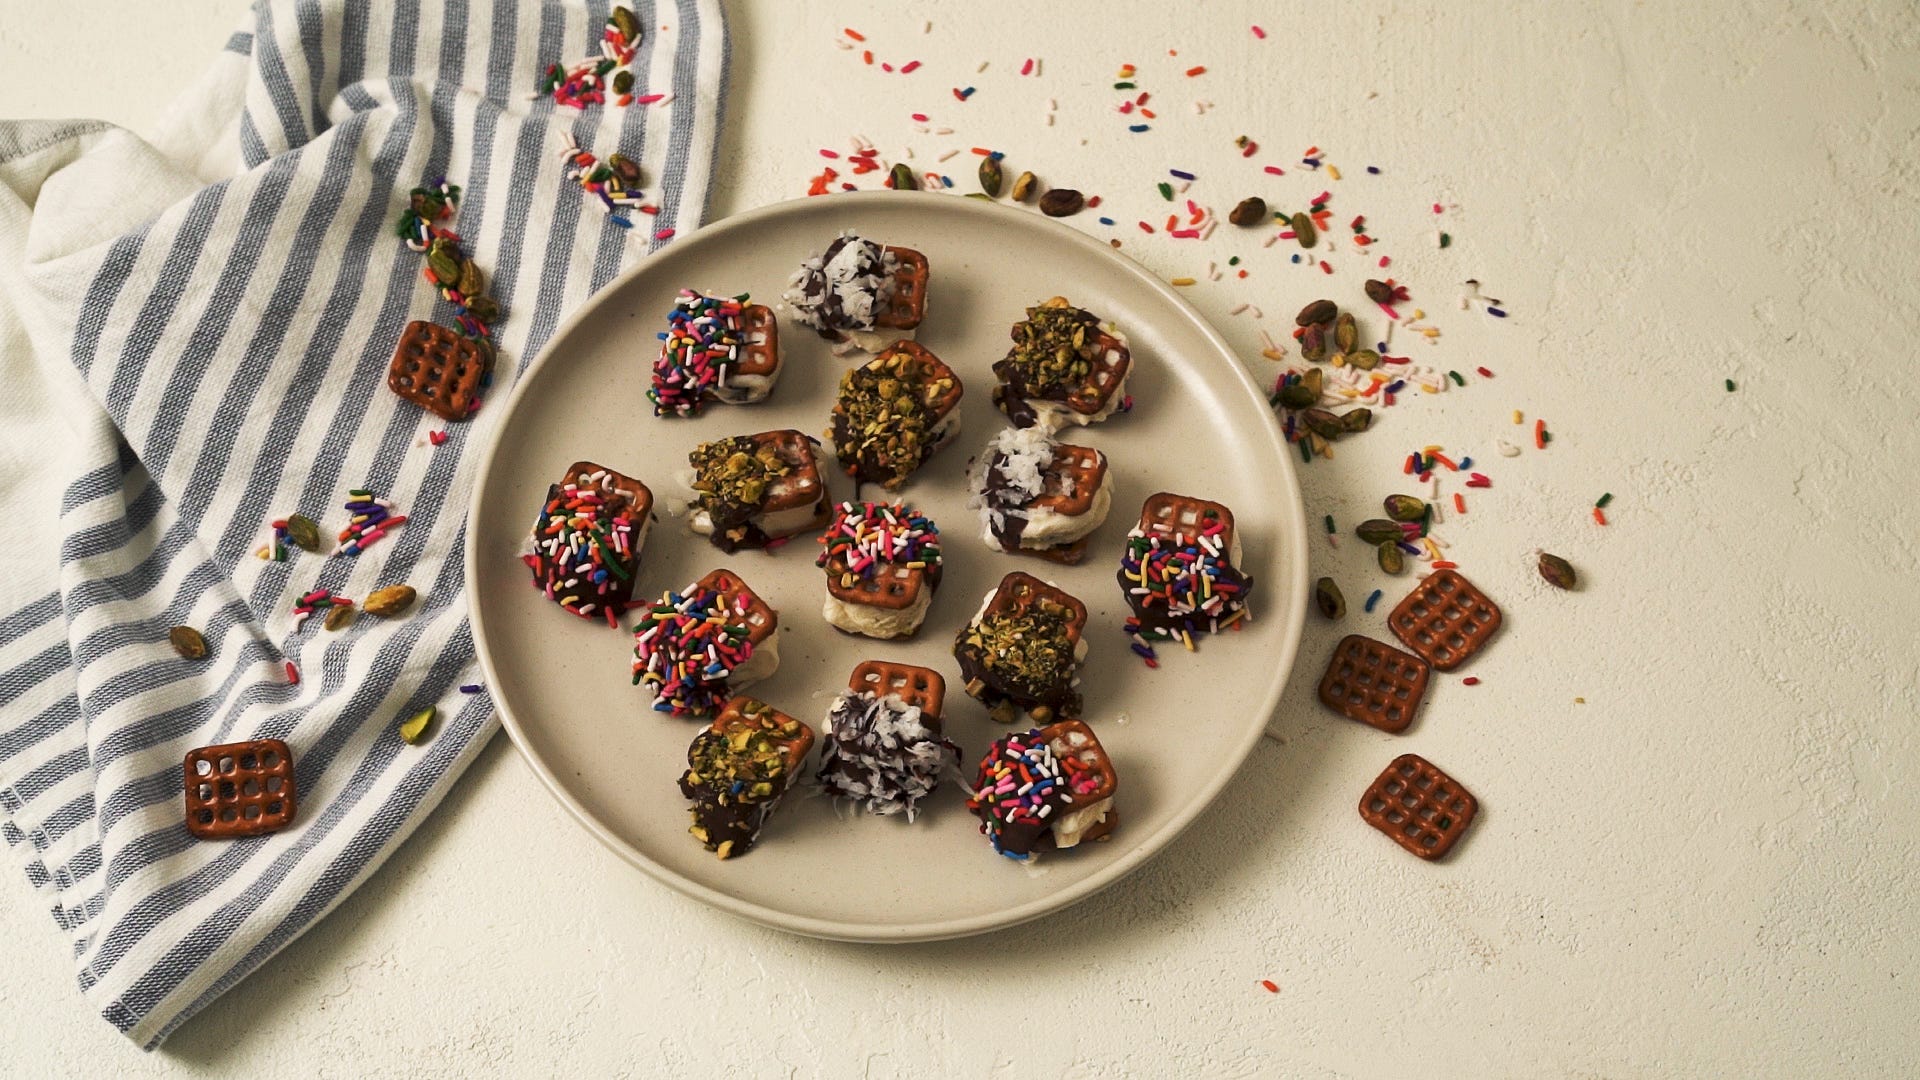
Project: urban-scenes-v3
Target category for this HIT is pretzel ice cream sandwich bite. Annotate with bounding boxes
[816,661,960,820]
[968,426,1113,564]
[829,341,964,490]
[678,696,815,859]
[687,430,830,552]
[649,290,783,416]
[1118,492,1254,658]
[816,500,943,639]
[967,720,1119,859]
[784,230,929,354]
[631,568,779,717]
[954,571,1088,724]
[522,461,652,626]
[990,297,1133,430]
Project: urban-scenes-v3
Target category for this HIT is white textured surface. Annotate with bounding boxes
[2,0,1917,1073]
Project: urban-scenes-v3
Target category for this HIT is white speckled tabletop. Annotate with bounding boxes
[2,1,1916,1075]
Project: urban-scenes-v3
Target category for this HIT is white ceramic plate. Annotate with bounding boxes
[468,192,1308,941]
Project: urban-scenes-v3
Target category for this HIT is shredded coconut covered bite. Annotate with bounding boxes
[784,230,900,333]
[816,691,959,820]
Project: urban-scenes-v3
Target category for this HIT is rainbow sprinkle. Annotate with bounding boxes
[521,476,639,626]
[558,135,649,228]
[536,7,640,109]
[967,728,1107,859]
[815,500,942,579]
[631,584,758,717]
[334,490,408,556]
[291,589,353,631]
[650,290,751,416]
[394,179,493,341]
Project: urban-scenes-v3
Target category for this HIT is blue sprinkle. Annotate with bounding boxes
[1397,541,1421,556]
[1375,341,1388,351]
[1487,307,1508,318]
[1364,589,1383,613]
[1098,216,1115,226]
[989,150,1004,160]
[1302,157,1320,167]
[1366,166,1381,175]
[940,175,953,188]
[1458,456,1473,469]
[459,684,483,693]
[1169,169,1196,180]
[609,216,633,229]
[1128,123,1150,133]
[1385,379,1406,394]
[656,331,669,340]
[1290,254,1301,263]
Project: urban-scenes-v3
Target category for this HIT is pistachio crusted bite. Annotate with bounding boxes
[829,342,964,490]
[991,297,1133,430]
[687,430,829,552]
[678,697,815,859]
[954,573,1089,723]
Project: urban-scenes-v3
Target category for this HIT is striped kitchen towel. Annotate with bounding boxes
[0,0,726,1049]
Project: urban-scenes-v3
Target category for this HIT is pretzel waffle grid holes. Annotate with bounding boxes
[186,744,293,831]
[1364,758,1471,855]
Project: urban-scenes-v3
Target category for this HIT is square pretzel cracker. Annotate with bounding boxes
[1388,569,1503,671]
[1359,753,1478,860]
[184,739,297,839]
[387,320,492,421]
[1318,635,1432,734]
[875,246,929,331]
[709,696,815,773]
[830,341,966,489]
[1137,491,1236,549]
[1019,444,1111,565]
[991,297,1132,427]
[688,430,829,551]
[525,461,653,623]
[693,567,778,649]
[847,660,947,730]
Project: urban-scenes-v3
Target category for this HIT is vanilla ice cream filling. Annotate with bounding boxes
[712,328,782,404]
[689,499,822,541]
[841,326,916,354]
[821,587,933,640]
[728,633,780,689]
[1049,796,1113,849]
[1015,470,1114,549]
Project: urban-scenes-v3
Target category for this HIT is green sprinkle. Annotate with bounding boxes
[1420,503,1433,537]
[1725,378,1736,392]
[1596,493,1613,508]
[1228,256,1240,266]
[1542,430,1553,444]
[1323,514,1335,534]
[1299,439,1312,464]
[1113,81,1136,90]
[1439,232,1452,248]
[349,488,371,497]
[1447,370,1465,386]
[1157,182,1174,201]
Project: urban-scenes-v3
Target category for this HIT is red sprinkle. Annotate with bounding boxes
[1453,493,1466,514]
[900,60,921,74]
[1462,677,1481,686]
[819,149,840,159]
[1534,418,1547,449]
[1432,560,1459,569]
[862,50,873,65]
[1260,979,1279,993]
[653,228,675,241]
[1185,65,1207,77]
[1086,195,1102,208]
[843,27,866,42]
[1476,366,1494,378]
[1263,165,1284,176]
[1251,25,1267,39]
[1319,260,1332,274]
[1593,507,1608,526]
[952,87,968,101]
[284,661,300,685]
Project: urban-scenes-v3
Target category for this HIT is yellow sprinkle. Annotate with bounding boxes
[1412,308,1425,319]
[1330,354,1346,368]
[1575,697,1586,704]
[1421,383,1439,393]
[1328,165,1342,180]
[1338,388,1359,398]
[1182,631,1196,652]
[1423,444,1444,453]
[1170,277,1196,286]
[1260,348,1285,361]
[1512,409,1524,424]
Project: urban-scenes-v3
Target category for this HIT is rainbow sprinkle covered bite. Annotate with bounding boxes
[631,568,778,717]
[650,290,782,416]
[817,500,943,639]
[522,461,652,626]
[967,720,1119,860]
[1117,492,1254,663]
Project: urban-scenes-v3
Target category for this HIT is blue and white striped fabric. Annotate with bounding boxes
[0,0,726,1049]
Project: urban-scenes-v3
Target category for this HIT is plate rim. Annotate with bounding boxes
[466,191,1310,942]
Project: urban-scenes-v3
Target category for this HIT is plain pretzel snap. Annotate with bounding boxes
[1359,753,1477,860]
[185,739,297,839]
[733,304,781,379]
[387,320,490,421]
[1032,444,1108,519]
[1318,635,1432,734]
[875,246,929,330]
[848,660,947,725]
[1388,569,1502,671]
